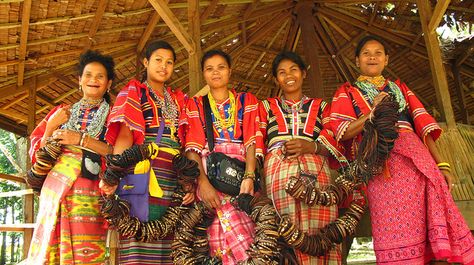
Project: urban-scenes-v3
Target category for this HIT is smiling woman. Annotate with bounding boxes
[99,40,193,265]
[25,50,115,265]
[256,51,348,265]
[330,35,474,265]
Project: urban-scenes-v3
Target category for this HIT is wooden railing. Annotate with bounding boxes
[0,173,35,261]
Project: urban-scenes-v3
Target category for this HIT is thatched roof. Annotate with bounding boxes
[0,0,473,136]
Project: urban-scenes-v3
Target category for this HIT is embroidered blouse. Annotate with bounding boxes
[256,97,346,165]
[330,79,442,160]
[183,90,260,153]
[29,103,109,164]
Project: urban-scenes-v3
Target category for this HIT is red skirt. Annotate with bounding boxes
[368,131,474,264]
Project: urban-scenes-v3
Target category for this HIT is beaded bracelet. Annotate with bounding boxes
[243,171,256,181]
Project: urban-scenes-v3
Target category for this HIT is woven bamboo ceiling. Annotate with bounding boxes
[0,0,473,136]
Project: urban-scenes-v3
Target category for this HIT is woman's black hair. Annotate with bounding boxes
[142,40,176,82]
[201,49,232,70]
[355,35,389,57]
[78,50,116,103]
[271,51,306,77]
[144,40,176,61]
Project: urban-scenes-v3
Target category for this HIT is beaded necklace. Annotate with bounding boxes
[63,98,109,138]
[280,95,307,114]
[146,81,179,123]
[79,98,103,109]
[355,75,406,113]
[208,90,236,133]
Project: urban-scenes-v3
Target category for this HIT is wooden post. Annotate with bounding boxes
[188,0,201,95]
[452,63,469,124]
[296,1,323,98]
[23,77,37,259]
[17,0,32,86]
[417,0,456,128]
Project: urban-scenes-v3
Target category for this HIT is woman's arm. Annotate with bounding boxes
[340,115,370,141]
[186,150,221,209]
[99,123,133,195]
[52,129,111,156]
[340,92,388,141]
[426,134,454,190]
[241,144,256,195]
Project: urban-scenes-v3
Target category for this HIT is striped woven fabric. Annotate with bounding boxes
[107,79,186,265]
[28,147,107,265]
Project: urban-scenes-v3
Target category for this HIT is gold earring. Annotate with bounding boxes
[79,85,82,91]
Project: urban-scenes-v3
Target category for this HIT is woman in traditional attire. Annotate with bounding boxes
[256,51,347,265]
[26,50,115,264]
[184,49,260,264]
[329,35,474,264]
[99,40,193,264]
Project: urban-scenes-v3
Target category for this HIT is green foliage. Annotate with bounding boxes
[0,129,26,264]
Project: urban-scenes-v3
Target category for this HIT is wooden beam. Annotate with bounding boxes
[417,0,456,128]
[17,0,32,86]
[0,189,34,198]
[231,75,273,88]
[0,173,26,184]
[318,7,426,55]
[148,0,195,53]
[84,0,108,50]
[452,63,469,124]
[368,3,378,26]
[137,12,161,54]
[246,20,288,79]
[0,224,36,233]
[314,14,353,82]
[135,0,170,77]
[229,11,289,59]
[428,0,451,32]
[320,14,351,41]
[200,0,219,23]
[188,0,202,95]
[296,1,323,98]
[0,115,27,136]
[0,75,57,100]
[28,76,37,134]
[455,42,474,67]
[284,16,300,51]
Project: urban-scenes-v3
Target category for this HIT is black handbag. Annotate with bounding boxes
[203,95,258,196]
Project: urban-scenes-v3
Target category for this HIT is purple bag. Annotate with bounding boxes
[118,171,150,222]
[117,118,164,222]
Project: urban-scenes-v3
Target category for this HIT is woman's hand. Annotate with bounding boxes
[372,92,389,108]
[47,105,71,130]
[240,178,254,195]
[284,139,315,159]
[440,169,454,191]
[182,192,195,205]
[52,129,82,145]
[99,179,118,195]
[198,180,221,209]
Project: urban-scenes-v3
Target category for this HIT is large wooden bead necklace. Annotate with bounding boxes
[171,194,281,265]
[278,97,401,257]
[278,195,366,257]
[25,138,62,192]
